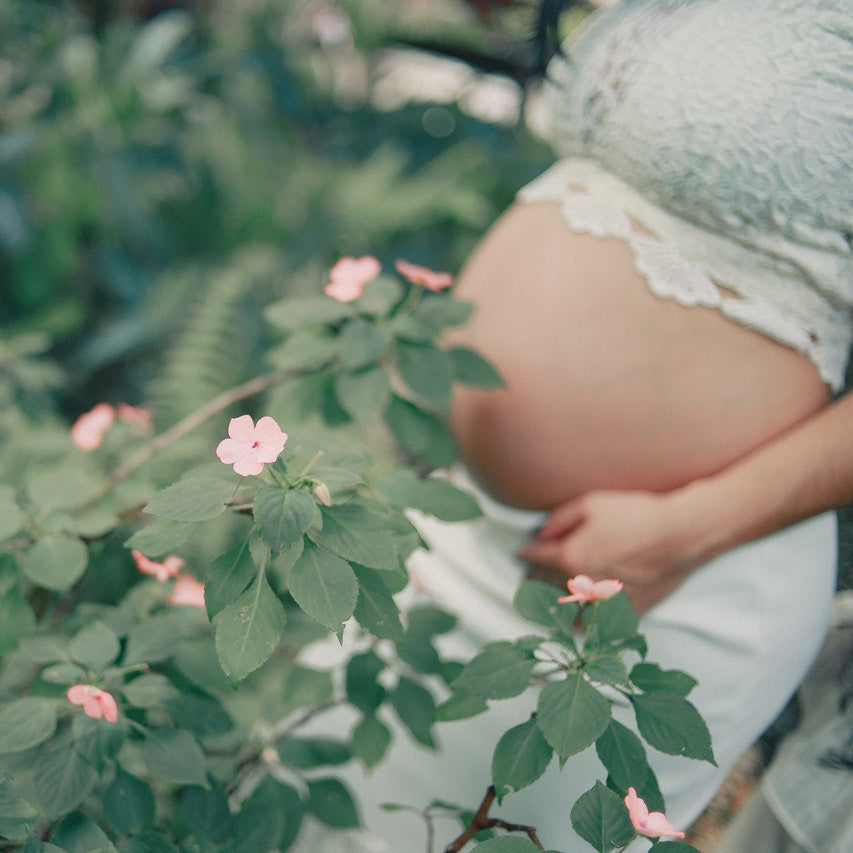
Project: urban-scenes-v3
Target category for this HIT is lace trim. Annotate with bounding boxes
[518,159,852,391]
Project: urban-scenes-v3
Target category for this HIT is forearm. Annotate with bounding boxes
[674,392,853,563]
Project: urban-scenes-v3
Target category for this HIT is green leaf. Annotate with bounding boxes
[434,687,488,722]
[391,676,436,748]
[306,778,359,829]
[142,729,208,787]
[595,720,650,793]
[309,503,400,571]
[0,494,25,541]
[267,329,337,371]
[124,520,192,557]
[630,663,697,697]
[536,674,611,761]
[279,664,334,716]
[469,839,543,852]
[352,565,404,642]
[288,543,358,634]
[102,768,155,835]
[144,477,235,522]
[0,778,37,841]
[360,276,404,315]
[68,621,120,671]
[335,365,391,420]
[396,342,453,411]
[491,718,553,800]
[414,298,473,329]
[338,318,391,369]
[350,716,391,769]
[414,478,482,521]
[584,593,638,647]
[22,533,88,592]
[513,580,577,636]
[383,395,456,467]
[0,583,35,655]
[254,485,316,555]
[407,605,457,637]
[51,811,117,853]
[205,542,256,618]
[27,468,96,511]
[180,781,232,843]
[124,612,191,665]
[265,295,354,331]
[570,781,635,853]
[232,779,286,852]
[585,655,630,686]
[277,737,351,769]
[650,843,702,852]
[453,641,535,700]
[215,571,287,681]
[33,744,97,819]
[397,635,442,675]
[121,673,178,709]
[631,693,716,764]
[0,698,58,753]
[448,347,505,388]
[18,634,68,664]
[346,652,387,715]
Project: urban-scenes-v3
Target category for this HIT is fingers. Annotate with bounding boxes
[535,497,587,540]
[518,539,566,567]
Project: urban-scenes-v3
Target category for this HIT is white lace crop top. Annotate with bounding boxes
[518,0,853,390]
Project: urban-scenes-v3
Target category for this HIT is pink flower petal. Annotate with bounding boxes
[324,256,381,301]
[168,574,206,608]
[324,278,364,302]
[216,415,288,475]
[71,403,115,451]
[216,437,251,464]
[557,575,623,603]
[132,549,183,582]
[228,414,257,443]
[66,684,90,706]
[116,403,152,431]
[98,690,119,723]
[67,685,119,723]
[233,454,265,477]
[394,259,453,292]
[624,787,684,839]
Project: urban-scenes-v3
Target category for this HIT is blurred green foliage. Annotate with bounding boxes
[0,0,551,422]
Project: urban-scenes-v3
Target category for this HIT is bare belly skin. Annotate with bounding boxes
[448,203,830,509]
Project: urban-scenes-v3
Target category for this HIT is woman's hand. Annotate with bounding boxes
[518,489,710,613]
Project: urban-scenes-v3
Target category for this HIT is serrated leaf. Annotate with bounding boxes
[338,318,391,369]
[585,655,630,686]
[102,768,155,835]
[288,543,358,633]
[0,698,57,753]
[205,542,256,618]
[513,580,577,636]
[631,693,715,764]
[334,365,391,420]
[447,346,505,388]
[33,744,97,819]
[595,719,650,792]
[584,593,638,647]
[630,663,697,697]
[414,478,482,521]
[350,716,391,769]
[434,687,488,722]
[391,676,436,748]
[22,533,88,592]
[536,674,611,761]
[396,342,453,411]
[309,503,399,571]
[215,571,287,681]
[306,778,359,829]
[124,520,192,557]
[570,781,635,853]
[142,729,208,787]
[352,565,404,642]
[144,477,234,522]
[383,395,456,467]
[491,718,553,799]
[68,621,120,671]
[254,485,316,554]
[453,641,535,700]
[346,652,386,715]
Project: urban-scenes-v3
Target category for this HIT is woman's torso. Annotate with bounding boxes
[447,0,851,509]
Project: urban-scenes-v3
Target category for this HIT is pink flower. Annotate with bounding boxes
[624,788,685,840]
[557,575,623,604]
[117,403,153,432]
[215,414,288,476]
[168,574,206,608]
[67,684,119,723]
[394,259,453,292]
[132,549,184,583]
[71,403,115,451]
[324,256,381,302]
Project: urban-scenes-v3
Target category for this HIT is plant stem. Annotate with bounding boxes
[90,369,294,504]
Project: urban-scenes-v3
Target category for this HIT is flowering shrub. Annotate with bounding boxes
[0,260,707,852]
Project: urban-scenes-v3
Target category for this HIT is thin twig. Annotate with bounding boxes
[88,369,294,505]
[444,786,544,852]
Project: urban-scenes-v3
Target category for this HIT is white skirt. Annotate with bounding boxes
[293,468,837,852]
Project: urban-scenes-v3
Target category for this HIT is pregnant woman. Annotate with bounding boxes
[296,1,853,850]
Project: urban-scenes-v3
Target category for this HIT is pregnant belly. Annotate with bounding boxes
[448,203,830,509]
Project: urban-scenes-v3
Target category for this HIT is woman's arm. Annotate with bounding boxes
[519,392,853,612]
